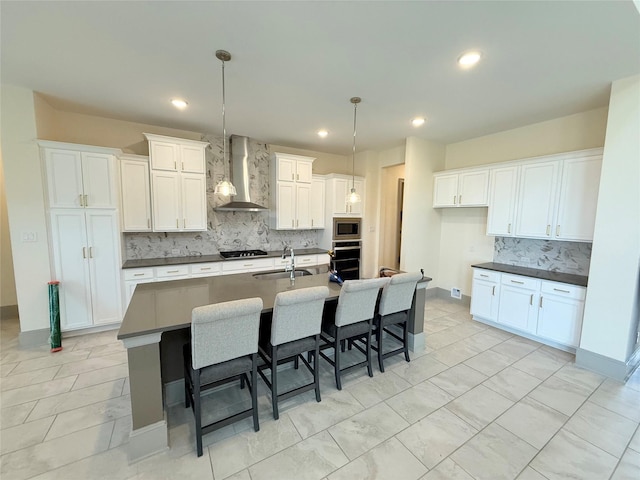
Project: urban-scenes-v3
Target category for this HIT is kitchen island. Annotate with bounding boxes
[118,270,430,461]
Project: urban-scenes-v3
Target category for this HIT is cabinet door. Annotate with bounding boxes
[470,278,500,321]
[181,173,207,231]
[347,179,364,216]
[49,211,92,330]
[120,159,151,231]
[85,211,122,326]
[332,178,349,215]
[45,149,84,208]
[276,182,295,229]
[536,294,583,347]
[296,161,313,183]
[487,166,519,236]
[149,141,179,171]
[458,171,489,206]
[497,283,539,334]
[180,145,205,174]
[81,153,117,208]
[151,171,181,231]
[555,155,602,242]
[310,177,325,228]
[515,161,560,238]
[296,184,312,229]
[277,157,296,182]
[433,174,458,207]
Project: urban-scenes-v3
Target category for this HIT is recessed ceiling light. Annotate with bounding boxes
[412,117,426,127]
[317,130,328,138]
[457,51,482,68]
[171,99,188,109]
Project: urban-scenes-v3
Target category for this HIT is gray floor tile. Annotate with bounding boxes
[589,379,640,422]
[516,467,548,480]
[385,380,454,424]
[512,348,569,380]
[445,384,514,430]
[0,401,36,429]
[528,375,592,416]
[489,337,539,363]
[0,365,60,392]
[419,458,474,480]
[551,363,605,392]
[391,355,449,385]
[610,448,640,480]
[346,370,410,408]
[483,366,542,402]
[629,426,640,452]
[451,423,537,480]
[429,363,488,398]
[430,340,483,367]
[463,350,512,377]
[0,416,55,455]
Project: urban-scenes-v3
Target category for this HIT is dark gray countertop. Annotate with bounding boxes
[471,262,588,287]
[122,247,329,269]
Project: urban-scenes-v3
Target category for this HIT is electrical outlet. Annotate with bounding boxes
[171,249,180,255]
[451,287,462,299]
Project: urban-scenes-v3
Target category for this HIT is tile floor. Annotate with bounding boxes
[1,297,639,479]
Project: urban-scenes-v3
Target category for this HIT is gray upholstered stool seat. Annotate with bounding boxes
[258,285,329,420]
[183,297,263,457]
[319,278,389,390]
[372,271,422,372]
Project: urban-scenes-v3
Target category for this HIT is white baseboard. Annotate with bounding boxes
[128,417,168,463]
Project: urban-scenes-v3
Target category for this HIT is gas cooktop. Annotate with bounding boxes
[219,249,269,259]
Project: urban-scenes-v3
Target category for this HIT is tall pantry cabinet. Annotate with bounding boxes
[40,141,124,332]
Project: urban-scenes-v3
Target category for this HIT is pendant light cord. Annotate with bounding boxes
[221,58,227,173]
[352,100,357,189]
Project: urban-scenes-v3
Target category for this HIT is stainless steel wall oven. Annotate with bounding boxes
[332,240,361,280]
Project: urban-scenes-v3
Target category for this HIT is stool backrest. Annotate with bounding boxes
[271,286,329,346]
[335,278,389,327]
[191,297,263,370]
[378,272,422,316]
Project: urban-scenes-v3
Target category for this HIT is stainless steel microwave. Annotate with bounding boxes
[333,217,361,240]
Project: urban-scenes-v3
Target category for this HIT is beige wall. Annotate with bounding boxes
[401,137,446,285]
[437,108,609,297]
[445,107,608,169]
[0,152,17,307]
[580,75,640,362]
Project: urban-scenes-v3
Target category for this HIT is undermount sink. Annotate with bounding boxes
[253,269,313,280]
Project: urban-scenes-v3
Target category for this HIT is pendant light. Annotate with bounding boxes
[213,49,237,197]
[347,96,361,204]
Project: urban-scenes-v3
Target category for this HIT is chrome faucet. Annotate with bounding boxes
[282,246,295,281]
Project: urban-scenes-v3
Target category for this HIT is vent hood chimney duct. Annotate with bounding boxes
[215,135,267,211]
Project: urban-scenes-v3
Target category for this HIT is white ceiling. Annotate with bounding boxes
[2,1,639,155]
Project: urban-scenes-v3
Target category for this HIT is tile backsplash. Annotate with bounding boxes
[494,237,591,275]
[123,135,320,260]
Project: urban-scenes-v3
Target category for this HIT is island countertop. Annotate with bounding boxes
[122,248,329,269]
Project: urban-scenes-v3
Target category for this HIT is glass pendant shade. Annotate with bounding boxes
[215,49,236,197]
[348,187,361,204]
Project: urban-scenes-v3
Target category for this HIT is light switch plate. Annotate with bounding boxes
[21,232,37,242]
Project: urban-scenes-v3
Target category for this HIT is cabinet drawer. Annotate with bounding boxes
[155,265,189,278]
[190,262,221,276]
[473,269,500,282]
[222,257,275,273]
[501,273,540,290]
[541,281,585,300]
[275,255,316,268]
[123,268,154,281]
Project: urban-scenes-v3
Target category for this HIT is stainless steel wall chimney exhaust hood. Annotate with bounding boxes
[214,135,267,211]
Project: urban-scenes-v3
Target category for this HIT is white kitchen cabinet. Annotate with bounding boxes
[50,210,123,330]
[497,274,540,334]
[119,154,152,232]
[270,152,316,230]
[536,281,585,347]
[42,143,119,209]
[325,174,365,217]
[310,175,325,229]
[486,166,519,236]
[554,154,602,241]
[515,161,560,238]
[221,257,275,274]
[145,133,208,232]
[470,269,500,321]
[433,170,489,208]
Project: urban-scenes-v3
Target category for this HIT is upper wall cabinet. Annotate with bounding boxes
[119,154,152,232]
[144,134,209,232]
[433,170,489,208]
[326,174,365,217]
[270,152,317,230]
[486,149,603,241]
[310,175,326,229]
[40,142,120,209]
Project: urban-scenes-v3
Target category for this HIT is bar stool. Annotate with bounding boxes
[373,271,422,372]
[183,297,263,457]
[258,286,329,419]
[319,278,389,390]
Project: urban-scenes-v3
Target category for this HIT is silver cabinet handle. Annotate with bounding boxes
[167,270,179,273]
[89,247,93,258]
[200,267,211,271]
[296,219,299,227]
[297,173,299,181]
[511,280,524,285]
[453,195,457,205]
[556,225,560,237]
[553,288,570,293]
[530,294,533,305]
[79,194,84,207]
[82,247,87,258]
[174,161,177,170]
[147,218,151,229]
[480,274,489,278]
[311,219,314,227]
[176,219,179,228]
[546,225,551,236]
[182,162,184,171]
[539,296,543,308]
[84,194,88,206]
[459,194,462,204]
[492,286,495,296]
[243,263,254,267]
[292,173,295,180]
[133,273,145,277]
[184,219,186,228]
[507,223,511,234]
[292,219,294,228]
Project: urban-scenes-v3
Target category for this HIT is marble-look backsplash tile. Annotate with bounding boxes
[124,135,319,260]
[494,237,591,275]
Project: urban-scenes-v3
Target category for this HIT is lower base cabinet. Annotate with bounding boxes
[471,268,585,349]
